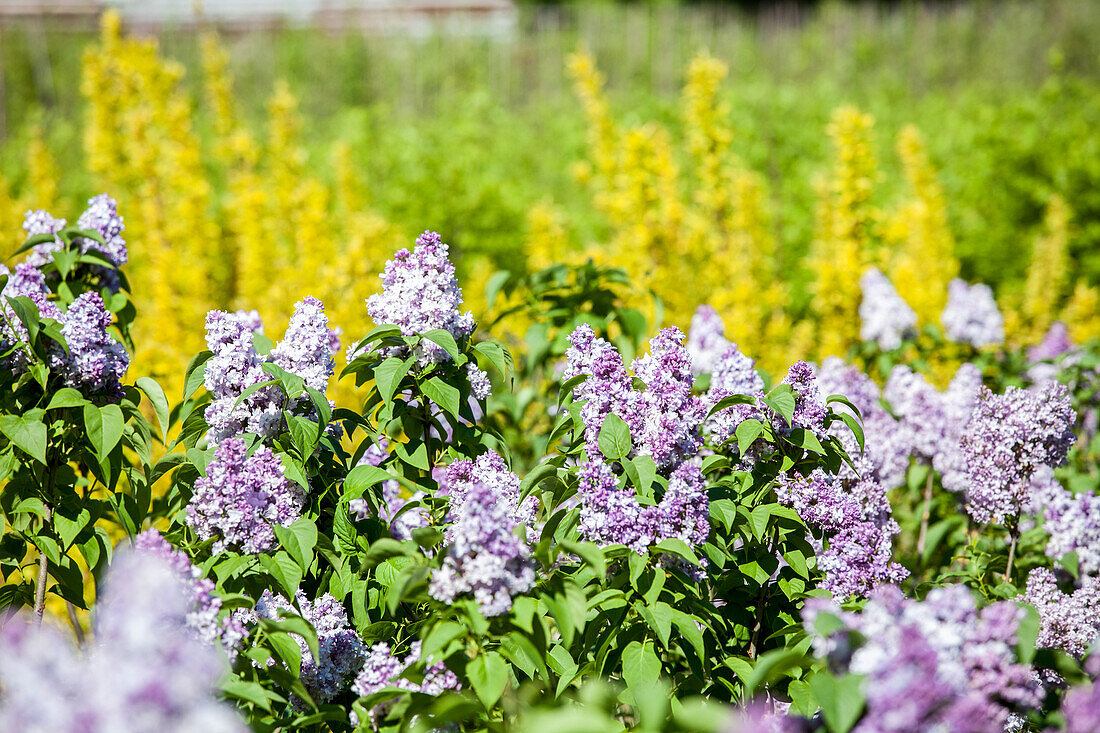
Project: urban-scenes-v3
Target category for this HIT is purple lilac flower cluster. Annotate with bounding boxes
[858,267,917,351]
[1040,478,1100,576]
[429,478,536,616]
[1022,568,1100,659]
[962,382,1076,524]
[1061,676,1100,733]
[1029,322,1074,364]
[239,590,365,704]
[351,641,460,726]
[703,342,766,447]
[779,361,828,436]
[882,363,984,494]
[686,304,729,376]
[941,279,1005,348]
[0,263,128,401]
[440,451,537,530]
[805,585,1040,732]
[563,324,711,555]
[186,437,304,554]
[203,296,335,445]
[133,530,246,657]
[0,549,247,731]
[24,196,128,291]
[815,357,909,489]
[361,230,475,367]
[776,468,906,598]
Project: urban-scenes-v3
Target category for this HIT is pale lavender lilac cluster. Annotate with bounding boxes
[686,304,729,376]
[882,363,984,495]
[351,640,460,726]
[779,361,828,437]
[429,479,536,616]
[203,296,335,445]
[1061,675,1100,733]
[240,590,365,704]
[0,549,247,732]
[563,324,710,555]
[361,230,474,368]
[467,362,492,400]
[941,278,1005,348]
[1039,477,1100,577]
[186,437,304,554]
[703,342,766,447]
[53,292,130,402]
[1029,322,1074,364]
[1021,568,1100,659]
[815,357,909,489]
[133,530,247,658]
[859,267,917,351]
[440,450,537,530]
[775,468,906,598]
[805,585,1040,732]
[24,195,128,291]
[0,263,128,401]
[961,382,1076,525]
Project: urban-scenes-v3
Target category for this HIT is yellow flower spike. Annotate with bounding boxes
[26,123,60,212]
[888,126,958,324]
[1062,280,1100,344]
[810,106,881,359]
[1021,194,1073,341]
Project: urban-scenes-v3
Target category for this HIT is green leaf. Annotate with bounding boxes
[182,350,213,399]
[788,428,825,454]
[735,418,765,455]
[743,647,806,698]
[259,551,303,598]
[764,384,796,427]
[809,672,866,733]
[0,415,46,464]
[421,329,462,362]
[135,377,171,443]
[344,464,394,502]
[466,651,509,709]
[561,540,606,577]
[274,518,318,572]
[597,413,632,461]
[473,340,513,379]
[83,404,124,458]
[421,377,461,418]
[621,639,661,692]
[45,388,87,410]
[653,537,701,566]
[373,356,413,405]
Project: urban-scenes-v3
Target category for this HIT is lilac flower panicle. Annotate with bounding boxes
[186,437,304,554]
[564,324,710,556]
[241,590,364,704]
[703,342,765,446]
[686,304,729,376]
[932,363,984,495]
[962,382,1076,524]
[859,267,917,351]
[776,468,906,597]
[133,530,246,657]
[363,231,475,367]
[779,360,827,436]
[941,279,1004,348]
[806,585,1040,733]
[815,357,909,489]
[467,362,492,400]
[1029,321,1074,364]
[204,297,336,444]
[1022,568,1100,659]
[1042,480,1100,576]
[0,549,247,732]
[351,641,459,726]
[271,295,335,392]
[1062,678,1100,733]
[883,365,945,462]
[22,209,65,268]
[54,292,129,401]
[429,480,535,616]
[631,326,707,470]
[441,451,537,530]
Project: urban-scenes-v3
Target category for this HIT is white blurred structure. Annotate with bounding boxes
[0,0,518,36]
